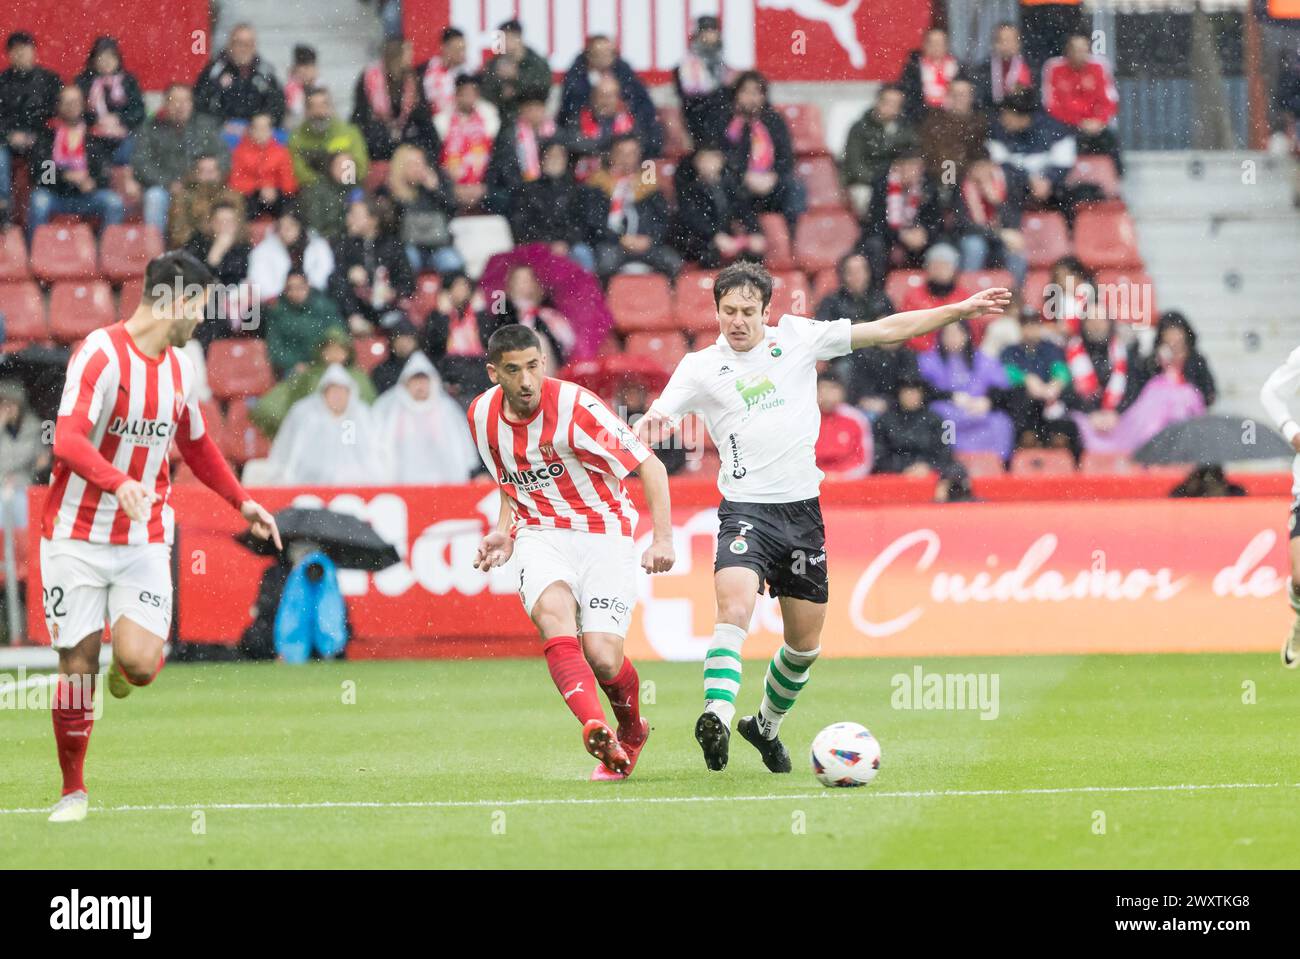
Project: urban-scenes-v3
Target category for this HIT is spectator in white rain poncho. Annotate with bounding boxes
[373,351,478,485]
[267,363,380,486]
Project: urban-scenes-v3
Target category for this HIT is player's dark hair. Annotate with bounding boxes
[441,27,464,44]
[713,261,772,310]
[142,250,215,304]
[487,324,542,365]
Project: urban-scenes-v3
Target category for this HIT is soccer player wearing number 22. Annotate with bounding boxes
[468,325,676,780]
[637,262,1011,773]
[41,251,282,823]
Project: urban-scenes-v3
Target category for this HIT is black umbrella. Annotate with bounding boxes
[1134,414,1293,466]
[0,345,71,423]
[236,507,401,571]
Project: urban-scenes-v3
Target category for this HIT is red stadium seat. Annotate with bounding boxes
[1075,208,1142,271]
[30,223,99,283]
[884,269,925,309]
[0,228,28,281]
[118,278,144,319]
[759,213,794,271]
[49,281,115,343]
[1066,154,1121,199]
[657,105,692,159]
[0,280,46,342]
[795,156,844,209]
[1022,269,1052,312]
[608,274,673,332]
[768,270,812,320]
[223,400,271,464]
[207,339,275,400]
[775,103,826,156]
[1020,211,1070,269]
[1080,452,1138,475]
[794,208,858,273]
[624,330,689,367]
[957,269,1015,297]
[956,451,1005,477]
[812,267,839,307]
[401,272,442,323]
[354,336,389,372]
[197,400,229,451]
[98,224,163,282]
[674,270,719,333]
[1095,269,1157,325]
[1010,448,1075,475]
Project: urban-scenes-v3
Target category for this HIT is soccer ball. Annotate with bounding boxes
[810,722,881,787]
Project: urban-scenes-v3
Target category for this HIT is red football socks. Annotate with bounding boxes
[599,657,643,742]
[51,675,95,796]
[542,636,606,725]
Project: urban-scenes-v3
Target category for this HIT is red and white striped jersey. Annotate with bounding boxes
[467,377,651,537]
[43,323,206,546]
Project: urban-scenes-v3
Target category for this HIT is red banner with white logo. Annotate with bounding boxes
[405,0,930,83]
[25,481,1295,659]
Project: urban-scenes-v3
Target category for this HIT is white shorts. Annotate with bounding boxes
[513,528,638,638]
[38,538,174,649]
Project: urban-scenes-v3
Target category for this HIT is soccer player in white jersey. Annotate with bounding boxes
[1259,348,1300,667]
[637,261,1010,772]
[468,325,676,779]
[41,251,281,823]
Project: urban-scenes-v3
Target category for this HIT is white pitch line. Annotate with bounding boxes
[1,781,1295,816]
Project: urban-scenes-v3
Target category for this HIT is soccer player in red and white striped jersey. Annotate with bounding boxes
[42,250,281,824]
[468,325,675,780]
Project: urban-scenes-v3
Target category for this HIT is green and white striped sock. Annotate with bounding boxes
[703,623,747,728]
[757,644,820,739]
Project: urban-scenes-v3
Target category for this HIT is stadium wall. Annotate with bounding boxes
[404,0,930,83]
[24,477,1294,660]
[0,0,209,90]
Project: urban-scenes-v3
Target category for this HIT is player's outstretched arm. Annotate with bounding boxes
[176,428,281,550]
[1260,349,1300,454]
[849,287,1013,350]
[634,408,676,447]
[637,453,675,574]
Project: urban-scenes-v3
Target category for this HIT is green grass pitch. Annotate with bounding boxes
[3,654,1298,868]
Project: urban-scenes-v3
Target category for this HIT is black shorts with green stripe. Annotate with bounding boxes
[713,498,828,604]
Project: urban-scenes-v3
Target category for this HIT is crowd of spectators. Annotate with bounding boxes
[0,13,1213,499]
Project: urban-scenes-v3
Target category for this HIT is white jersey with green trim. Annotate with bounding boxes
[649,314,853,503]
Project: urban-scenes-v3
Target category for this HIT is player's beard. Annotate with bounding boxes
[170,314,201,347]
[506,385,540,417]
